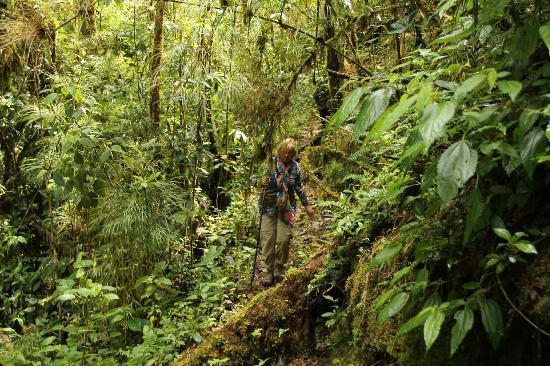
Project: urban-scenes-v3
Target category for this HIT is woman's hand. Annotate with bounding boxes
[305,205,315,222]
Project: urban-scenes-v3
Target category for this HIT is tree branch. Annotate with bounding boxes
[497,275,550,337]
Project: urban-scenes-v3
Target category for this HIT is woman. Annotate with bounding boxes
[258,138,314,286]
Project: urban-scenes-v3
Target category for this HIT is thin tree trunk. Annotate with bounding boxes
[150,0,165,133]
[77,0,97,36]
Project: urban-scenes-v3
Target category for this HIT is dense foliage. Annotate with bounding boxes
[0,0,548,365]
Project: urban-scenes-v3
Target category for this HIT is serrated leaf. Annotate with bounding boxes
[464,188,485,243]
[377,292,410,325]
[497,80,522,102]
[354,89,393,140]
[366,94,417,141]
[479,297,503,349]
[450,307,474,355]
[437,141,478,202]
[540,25,550,55]
[513,241,537,254]
[424,309,445,351]
[453,74,486,102]
[398,306,434,335]
[328,87,367,129]
[418,102,455,150]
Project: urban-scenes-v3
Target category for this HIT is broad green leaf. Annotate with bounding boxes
[44,93,58,105]
[128,318,142,332]
[53,171,65,186]
[418,102,456,149]
[367,242,402,270]
[155,277,172,286]
[493,227,511,241]
[354,89,393,140]
[366,94,417,141]
[514,109,539,142]
[453,74,486,102]
[450,307,474,356]
[519,128,546,177]
[479,0,512,24]
[513,241,537,254]
[433,24,474,44]
[110,144,124,153]
[464,188,485,243]
[508,25,539,61]
[377,292,410,325]
[103,293,119,301]
[398,306,434,335]
[373,287,399,310]
[479,297,503,349]
[424,309,445,351]
[497,80,522,102]
[540,25,550,55]
[328,87,367,129]
[57,293,76,302]
[437,141,478,202]
[391,266,412,285]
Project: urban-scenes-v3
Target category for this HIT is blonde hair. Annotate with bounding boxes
[276,138,297,159]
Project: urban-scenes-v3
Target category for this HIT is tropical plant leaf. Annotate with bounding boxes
[453,74,486,102]
[519,128,546,177]
[497,80,522,102]
[464,188,485,243]
[540,25,550,55]
[424,309,445,351]
[377,292,410,325]
[367,242,402,270]
[437,141,478,202]
[418,102,455,150]
[328,86,367,129]
[479,0,512,24]
[513,241,537,254]
[479,296,503,349]
[450,307,474,356]
[508,24,539,61]
[354,88,393,140]
[398,306,434,335]
[366,94,417,141]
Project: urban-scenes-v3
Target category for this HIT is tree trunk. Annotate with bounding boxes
[77,0,97,36]
[150,0,165,133]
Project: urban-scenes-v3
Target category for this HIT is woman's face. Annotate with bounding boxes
[281,150,294,164]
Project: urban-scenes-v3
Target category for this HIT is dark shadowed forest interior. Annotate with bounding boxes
[1,0,550,365]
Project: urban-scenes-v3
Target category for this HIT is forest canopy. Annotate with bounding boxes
[1,0,549,365]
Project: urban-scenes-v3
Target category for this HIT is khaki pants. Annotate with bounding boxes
[260,212,292,279]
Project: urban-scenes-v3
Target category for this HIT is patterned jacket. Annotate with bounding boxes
[258,156,309,218]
